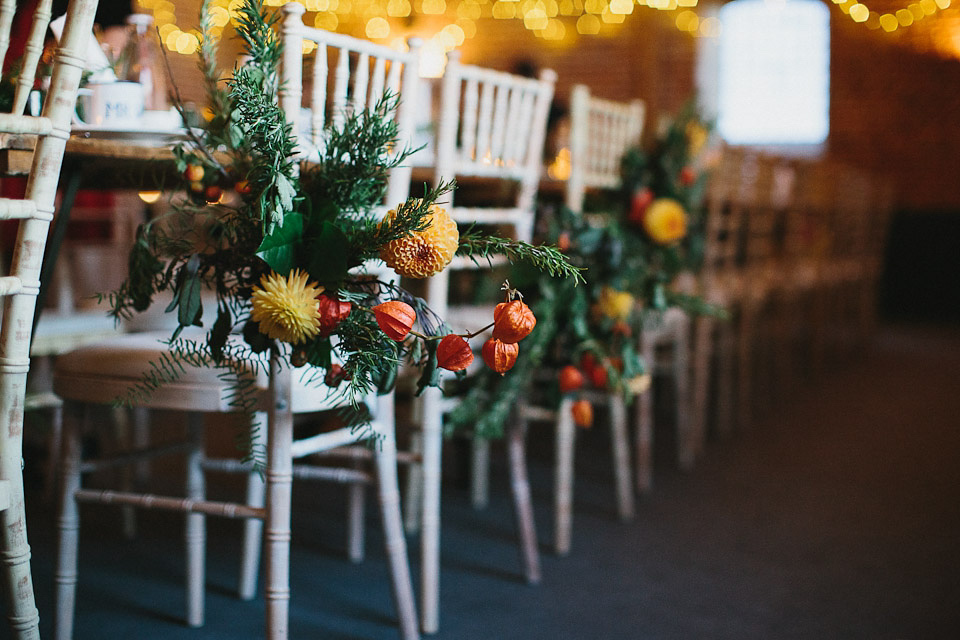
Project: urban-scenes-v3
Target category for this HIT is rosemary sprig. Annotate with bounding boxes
[457,228,586,284]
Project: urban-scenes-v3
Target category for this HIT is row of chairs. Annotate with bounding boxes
[2,3,893,640]
[46,3,558,640]
[692,148,893,452]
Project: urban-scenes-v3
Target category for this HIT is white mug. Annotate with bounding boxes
[74,81,144,127]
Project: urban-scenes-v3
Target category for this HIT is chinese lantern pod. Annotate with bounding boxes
[437,334,474,371]
[373,300,416,341]
[492,299,537,343]
[571,399,593,428]
[558,365,585,392]
[317,293,352,337]
[482,338,519,375]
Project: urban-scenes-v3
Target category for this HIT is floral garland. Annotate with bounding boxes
[108,0,580,463]
[449,103,718,437]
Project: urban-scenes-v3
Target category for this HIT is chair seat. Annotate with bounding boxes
[53,330,354,414]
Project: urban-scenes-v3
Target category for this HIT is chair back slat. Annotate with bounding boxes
[280,4,422,208]
[310,48,327,148]
[460,78,479,161]
[565,84,645,212]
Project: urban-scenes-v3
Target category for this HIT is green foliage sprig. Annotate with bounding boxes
[108,0,579,463]
[448,103,720,439]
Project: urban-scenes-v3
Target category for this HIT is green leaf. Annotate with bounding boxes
[306,221,349,286]
[305,338,332,369]
[178,272,204,327]
[256,212,303,273]
[415,340,441,396]
[209,306,232,361]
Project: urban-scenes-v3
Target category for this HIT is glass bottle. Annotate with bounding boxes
[121,13,167,111]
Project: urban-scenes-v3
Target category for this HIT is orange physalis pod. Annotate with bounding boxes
[571,399,593,428]
[492,299,536,343]
[436,334,474,371]
[317,293,352,337]
[558,365,585,393]
[373,300,416,341]
[482,338,519,375]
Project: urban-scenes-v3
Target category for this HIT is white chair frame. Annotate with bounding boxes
[0,1,99,637]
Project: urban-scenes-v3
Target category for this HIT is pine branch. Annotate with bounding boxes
[457,229,585,284]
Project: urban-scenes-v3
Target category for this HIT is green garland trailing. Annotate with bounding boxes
[106,0,580,466]
[448,102,723,438]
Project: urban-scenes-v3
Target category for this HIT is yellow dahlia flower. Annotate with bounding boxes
[251,269,323,344]
[597,287,635,322]
[686,122,709,157]
[379,203,459,279]
[643,198,688,245]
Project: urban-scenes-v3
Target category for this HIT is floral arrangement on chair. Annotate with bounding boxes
[107,0,579,461]
[449,103,717,435]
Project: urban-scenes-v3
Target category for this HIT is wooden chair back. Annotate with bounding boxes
[433,50,556,244]
[0,0,99,636]
[279,3,422,208]
[0,0,53,117]
[565,84,645,213]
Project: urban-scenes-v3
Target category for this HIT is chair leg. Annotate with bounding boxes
[470,435,490,510]
[238,412,267,601]
[691,316,715,459]
[185,413,206,628]
[347,457,366,563]
[607,394,634,521]
[1,421,40,640]
[554,396,576,556]
[635,340,656,494]
[715,314,737,440]
[54,401,84,640]
[372,395,420,640]
[418,386,443,634]
[402,430,423,534]
[674,323,694,472]
[265,358,294,640]
[507,417,540,583]
[736,302,756,432]
[45,402,63,502]
[111,407,136,540]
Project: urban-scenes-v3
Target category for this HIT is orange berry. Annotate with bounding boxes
[184,164,204,182]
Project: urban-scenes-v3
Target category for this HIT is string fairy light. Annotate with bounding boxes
[134,0,716,60]
[829,0,952,32]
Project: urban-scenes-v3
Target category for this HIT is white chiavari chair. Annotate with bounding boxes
[535,84,645,554]
[689,148,751,446]
[403,50,555,630]
[51,4,422,639]
[0,0,99,637]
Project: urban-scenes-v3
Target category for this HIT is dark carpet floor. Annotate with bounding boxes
[10,323,960,639]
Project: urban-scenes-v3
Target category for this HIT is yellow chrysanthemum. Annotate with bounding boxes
[686,122,709,157]
[643,198,688,245]
[597,287,635,321]
[379,203,459,279]
[251,269,324,344]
